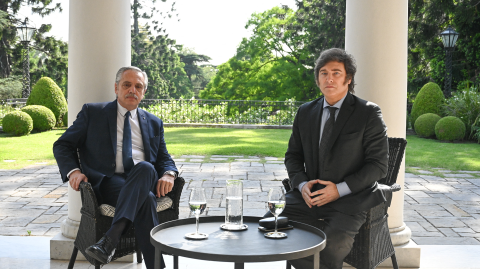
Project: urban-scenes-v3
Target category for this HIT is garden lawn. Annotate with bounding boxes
[1,128,480,171]
[164,127,291,157]
[405,135,480,171]
[0,129,66,169]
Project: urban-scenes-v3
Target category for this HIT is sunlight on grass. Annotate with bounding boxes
[164,128,290,157]
[2,129,480,171]
[0,129,65,169]
[405,135,480,171]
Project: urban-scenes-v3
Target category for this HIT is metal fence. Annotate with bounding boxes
[140,99,306,125]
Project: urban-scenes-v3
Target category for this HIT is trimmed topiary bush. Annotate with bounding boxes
[2,111,33,136]
[63,111,68,127]
[21,105,56,131]
[27,77,67,126]
[414,113,441,138]
[435,116,466,141]
[411,82,444,131]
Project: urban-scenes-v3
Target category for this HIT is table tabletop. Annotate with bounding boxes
[150,216,326,264]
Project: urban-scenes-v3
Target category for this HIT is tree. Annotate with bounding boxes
[200,6,315,101]
[0,1,62,78]
[408,0,480,95]
[131,0,193,99]
[177,47,212,96]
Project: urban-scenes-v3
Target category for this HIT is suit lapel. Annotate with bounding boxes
[325,93,355,153]
[138,108,151,162]
[106,100,117,156]
[311,97,323,178]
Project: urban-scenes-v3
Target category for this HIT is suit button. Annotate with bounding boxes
[112,164,115,167]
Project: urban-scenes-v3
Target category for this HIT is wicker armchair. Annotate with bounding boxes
[67,177,185,269]
[282,137,407,269]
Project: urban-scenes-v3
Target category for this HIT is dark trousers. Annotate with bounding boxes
[100,161,161,269]
[265,190,366,269]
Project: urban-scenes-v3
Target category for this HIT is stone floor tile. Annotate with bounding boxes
[421,175,446,181]
[457,205,480,214]
[453,227,475,233]
[438,227,460,237]
[414,236,480,245]
[45,227,61,236]
[405,177,428,184]
[247,172,274,180]
[423,183,456,192]
[413,197,457,204]
[418,170,433,174]
[405,190,430,198]
[466,178,480,186]
[412,231,444,237]
[181,155,205,158]
[417,209,453,218]
[0,216,38,227]
[211,155,244,158]
[442,204,472,217]
[445,193,480,202]
[444,173,475,178]
[250,162,264,167]
[209,157,228,161]
[264,157,278,161]
[405,221,426,232]
[32,214,63,224]
[425,217,467,228]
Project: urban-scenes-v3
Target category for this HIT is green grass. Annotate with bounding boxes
[1,128,480,172]
[0,128,66,169]
[405,135,480,171]
[164,128,291,157]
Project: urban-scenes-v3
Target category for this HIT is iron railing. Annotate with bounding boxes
[140,99,306,125]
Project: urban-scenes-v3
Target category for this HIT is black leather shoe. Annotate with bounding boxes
[85,235,116,264]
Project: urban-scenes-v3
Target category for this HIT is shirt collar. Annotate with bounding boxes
[323,93,347,110]
[117,101,137,118]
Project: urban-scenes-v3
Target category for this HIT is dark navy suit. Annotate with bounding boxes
[53,100,177,269]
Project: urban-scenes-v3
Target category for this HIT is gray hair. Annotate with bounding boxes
[115,66,148,90]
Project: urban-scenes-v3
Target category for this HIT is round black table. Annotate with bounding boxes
[150,216,326,269]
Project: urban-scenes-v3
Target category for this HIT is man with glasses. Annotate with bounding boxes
[53,66,177,269]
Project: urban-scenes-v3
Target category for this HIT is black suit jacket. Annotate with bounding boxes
[285,92,388,214]
[53,100,178,203]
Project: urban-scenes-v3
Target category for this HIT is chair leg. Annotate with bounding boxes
[391,253,399,269]
[137,249,143,263]
[286,261,291,269]
[67,246,78,269]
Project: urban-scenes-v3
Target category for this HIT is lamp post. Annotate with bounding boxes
[439,26,459,97]
[16,18,36,98]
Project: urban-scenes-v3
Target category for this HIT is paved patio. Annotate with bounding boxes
[1,155,480,246]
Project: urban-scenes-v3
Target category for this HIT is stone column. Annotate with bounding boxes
[51,0,130,260]
[345,0,420,267]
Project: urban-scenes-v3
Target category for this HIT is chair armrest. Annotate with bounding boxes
[79,181,101,219]
[166,177,185,210]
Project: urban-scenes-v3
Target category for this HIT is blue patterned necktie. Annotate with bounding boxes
[123,111,134,175]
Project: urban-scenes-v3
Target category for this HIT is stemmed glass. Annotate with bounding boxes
[185,188,208,239]
[265,187,287,238]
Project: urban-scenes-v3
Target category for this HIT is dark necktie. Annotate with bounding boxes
[123,111,134,175]
[319,106,338,173]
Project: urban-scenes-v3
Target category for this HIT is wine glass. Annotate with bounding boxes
[265,187,287,239]
[185,188,208,239]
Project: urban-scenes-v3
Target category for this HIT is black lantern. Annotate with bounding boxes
[16,18,36,98]
[439,26,459,97]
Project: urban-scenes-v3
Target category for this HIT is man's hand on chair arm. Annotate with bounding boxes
[69,170,88,191]
[157,174,175,197]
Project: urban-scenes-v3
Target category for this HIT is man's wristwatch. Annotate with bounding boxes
[163,170,177,179]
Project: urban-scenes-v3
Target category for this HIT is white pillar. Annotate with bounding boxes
[345,0,420,267]
[51,0,130,260]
